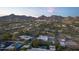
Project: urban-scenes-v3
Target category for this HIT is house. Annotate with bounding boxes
[5,44,15,50]
[0,43,6,51]
[37,35,49,41]
[48,36,55,44]
[0,41,14,51]
[0,44,5,48]
[21,45,30,49]
[37,35,55,43]
[59,38,66,47]
[19,35,33,41]
[5,42,23,51]
[15,43,23,50]
[65,40,79,49]
[49,45,56,51]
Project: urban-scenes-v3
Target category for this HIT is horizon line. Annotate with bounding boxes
[0,13,78,18]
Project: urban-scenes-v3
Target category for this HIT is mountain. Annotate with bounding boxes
[37,15,64,22]
[0,14,78,22]
[0,14,36,22]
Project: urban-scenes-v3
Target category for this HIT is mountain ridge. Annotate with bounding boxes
[0,14,78,22]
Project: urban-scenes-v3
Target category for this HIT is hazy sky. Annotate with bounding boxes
[0,7,79,17]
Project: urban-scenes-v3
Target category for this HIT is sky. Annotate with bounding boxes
[0,7,79,17]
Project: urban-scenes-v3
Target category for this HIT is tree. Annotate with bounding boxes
[55,43,65,51]
[2,32,12,41]
[31,39,40,48]
[12,32,19,41]
[45,41,50,49]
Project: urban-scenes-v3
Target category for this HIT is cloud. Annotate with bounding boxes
[47,7,55,13]
[0,9,7,16]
